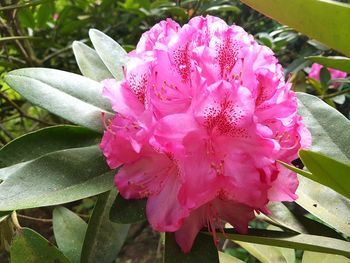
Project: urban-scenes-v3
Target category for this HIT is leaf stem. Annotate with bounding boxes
[320,88,350,99]
[11,211,22,231]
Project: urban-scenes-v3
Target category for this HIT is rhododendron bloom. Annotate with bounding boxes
[100,16,311,252]
[309,63,347,88]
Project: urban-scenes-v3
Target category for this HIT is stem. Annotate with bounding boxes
[11,211,22,231]
[17,214,52,223]
[0,0,51,11]
[321,88,350,99]
[0,123,14,140]
[0,92,56,126]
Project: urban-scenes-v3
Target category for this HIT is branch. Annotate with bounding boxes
[0,0,51,11]
[320,88,350,99]
[0,92,56,126]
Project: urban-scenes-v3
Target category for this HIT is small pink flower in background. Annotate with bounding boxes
[100,16,311,252]
[309,63,347,87]
[53,13,59,22]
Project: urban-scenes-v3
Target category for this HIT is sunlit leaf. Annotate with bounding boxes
[306,56,350,74]
[302,251,350,263]
[240,0,350,56]
[296,175,350,237]
[72,41,113,81]
[223,228,350,257]
[297,92,350,163]
[89,29,127,80]
[219,252,245,263]
[234,241,295,263]
[299,150,350,199]
[4,68,113,132]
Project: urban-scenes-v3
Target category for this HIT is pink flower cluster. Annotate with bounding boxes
[309,63,347,88]
[101,16,311,252]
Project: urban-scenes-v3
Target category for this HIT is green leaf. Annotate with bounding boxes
[319,67,331,88]
[0,145,114,211]
[234,241,295,263]
[296,175,350,237]
[297,92,350,163]
[306,56,350,74]
[240,0,350,56]
[53,207,87,263]
[302,251,350,263]
[10,228,70,263]
[219,252,245,263]
[72,41,114,82]
[109,194,147,224]
[36,1,55,27]
[164,232,219,263]
[89,29,128,80]
[4,68,113,132]
[223,228,350,258]
[265,203,344,239]
[81,189,130,263]
[205,5,241,14]
[18,7,35,28]
[299,150,350,199]
[0,125,100,168]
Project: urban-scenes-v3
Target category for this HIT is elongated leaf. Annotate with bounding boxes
[205,5,241,13]
[302,251,350,263]
[36,1,54,28]
[240,0,350,56]
[4,68,113,132]
[164,232,219,263]
[53,207,87,263]
[267,202,344,239]
[0,145,114,211]
[222,229,350,257]
[72,41,113,81]
[219,252,245,263]
[10,228,70,263]
[0,125,100,168]
[297,92,350,163]
[234,241,295,263]
[109,194,147,224]
[299,150,350,198]
[89,29,127,80]
[81,189,130,263]
[296,175,350,237]
[0,211,10,223]
[267,203,308,233]
[306,56,350,74]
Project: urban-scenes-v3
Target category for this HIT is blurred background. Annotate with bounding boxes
[1,1,349,262]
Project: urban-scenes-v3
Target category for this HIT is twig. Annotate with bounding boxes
[321,88,350,99]
[0,92,55,126]
[0,0,51,11]
[16,213,90,223]
[0,123,14,140]
[17,214,52,223]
